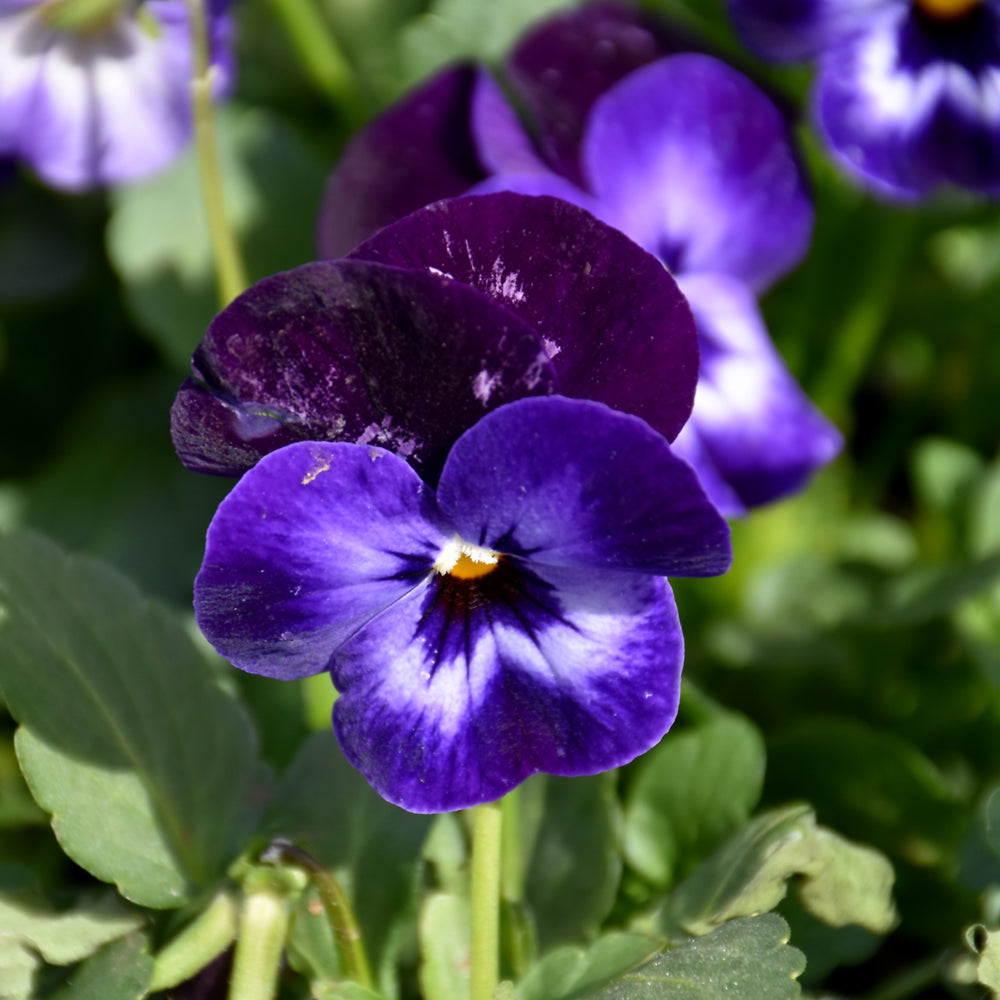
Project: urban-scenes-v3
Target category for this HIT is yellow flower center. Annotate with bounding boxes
[434,538,501,580]
[914,0,980,20]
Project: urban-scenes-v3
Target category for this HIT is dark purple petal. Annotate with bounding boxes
[582,53,814,291]
[436,396,732,577]
[170,259,556,477]
[675,273,842,510]
[728,0,890,62]
[331,563,682,812]
[317,65,489,258]
[816,5,1000,196]
[507,0,689,184]
[194,441,450,679]
[352,192,699,442]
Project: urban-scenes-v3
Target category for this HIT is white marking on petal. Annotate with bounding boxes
[472,368,502,404]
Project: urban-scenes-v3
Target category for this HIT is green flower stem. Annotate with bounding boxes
[265,0,361,122]
[228,868,296,1000]
[470,800,503,1000]
[500,790,523,903]
[185,0,247,306]
[262,839,374,990]
[149,888,239,991]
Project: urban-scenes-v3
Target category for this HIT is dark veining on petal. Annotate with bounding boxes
[414,559,575,678]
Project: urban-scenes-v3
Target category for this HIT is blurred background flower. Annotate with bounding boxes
[0,0,234,190]
[729,0,1000,198]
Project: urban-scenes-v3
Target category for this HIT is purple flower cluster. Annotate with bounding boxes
[730,0,1000,197]
[317,2,841,516]
[0,0,232,190]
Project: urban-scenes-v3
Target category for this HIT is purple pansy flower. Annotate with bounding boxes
[171,192,698,481]
[316,2,841,516]
[0,0,232,191]
[195,395,732,812]
[729,0,1000,198]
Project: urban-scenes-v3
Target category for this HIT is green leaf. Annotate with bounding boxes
[0,885,144,966]
[516,932,662,1000]
[0,529,267,908]
[264,732,429,993]
[884,552,1000,624]
[47,931,152,1000]
[654,805,896,939]
[526,773,621,950]
[587,915,804,1000]
[766,719,966,863]
[393,0,572,93]
[623,713,765,888]
[418,893,469,1000]
[106,104,328,370]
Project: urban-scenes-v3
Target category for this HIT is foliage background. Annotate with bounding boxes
[3,0,1000,997]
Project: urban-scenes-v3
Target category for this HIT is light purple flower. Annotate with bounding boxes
[171,192,698,481]
[194,395,732,812]
[0,0,232,191]
[729,0,1000,198]
[317,2,840,516]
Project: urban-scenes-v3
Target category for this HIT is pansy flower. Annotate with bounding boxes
[316,2,841,516]
[0,0,233,191]
[171,192,698,482]
[194,395,732,812]
[729,0,1000,198]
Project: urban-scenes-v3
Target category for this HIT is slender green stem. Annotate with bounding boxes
[500,790,522,904]
[265,0,360,121]
[185,0,247,306]
[228,869,294,1000]
[262,839,374,990]
[470,800,503,1000]
[149,889,239,991]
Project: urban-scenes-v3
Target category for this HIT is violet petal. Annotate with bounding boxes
[332,551,682,813]
[675,272,842,510]
[436,396,732,577]
[0,0,232,190]
[728,0,890,62]
[582,53,814,292]
[352,192,699,442]
[816,4,1000,197]
[194,440,450,680]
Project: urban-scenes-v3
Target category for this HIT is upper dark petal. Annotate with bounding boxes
[506,0,691,184]
[170,259,557,478]
[352,192,699,442]
[436,396,732,579]
[816,4,1000,196]
[728,0,893,63]
[316,64,489,259]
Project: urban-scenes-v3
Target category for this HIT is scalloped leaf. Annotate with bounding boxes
[0,529,267,908]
